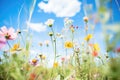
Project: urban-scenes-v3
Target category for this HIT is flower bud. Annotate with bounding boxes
[83,16,88,23]
[49,32,53,36]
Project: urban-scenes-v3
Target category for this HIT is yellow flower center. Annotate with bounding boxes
[53,62,58,68]
[64,41,73,48]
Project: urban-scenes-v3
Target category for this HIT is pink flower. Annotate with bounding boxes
[61,57,65,62]
[0,26,17,40]
[116,47,120,53]
[0,26,17,49]
[0,36,6,49]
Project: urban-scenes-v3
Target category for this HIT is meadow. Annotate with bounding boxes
[0,0,120,80]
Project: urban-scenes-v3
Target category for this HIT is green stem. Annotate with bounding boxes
[7,41,11,48]
[51,27,57,62]
[98,56,104,65]
[50,27,57,79]
[20,33,25,46]
[50,36,55,62]
[85,22,88,35]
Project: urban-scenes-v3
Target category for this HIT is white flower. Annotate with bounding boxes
[59,35,64,39]
[45,19,54,27]
[64,18,73,26]
[44,40,50,46]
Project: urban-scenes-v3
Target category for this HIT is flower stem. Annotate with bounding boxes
[50,27,57,62]
[7,41,11,49]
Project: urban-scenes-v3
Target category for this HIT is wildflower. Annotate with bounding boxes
[41,55,46,60]
[93,73,99,79]
[76,26,79,29]
[39,42,43,46]
[17,29,21,34]
[90,43,100,57]
[32,59,38,65]
[0,36,6,49]
[69,25,75,33]
[69,25,74,29]
[83,16,88,23]
[39,54,46,60]
[92,51,98,57]
[44,40,50,47]
[64,41,73,48]
[23,64,30,71]
[59,35,64,39]
[89,43,93,47]
[0,26,17,40]
[48,32,53,36]
[39,54,43,58]
[45,19,54,27]
[106,55,109,58]
[116,47,120,53]
[53,62,59,68]
[81,42,84,46]
[29,73,36,80]
[64,18,73,26]
[71,28,74,33]
[84,34,93,41]
[56,33,61,37]
[61,57,65,62]
[74,48,80,53]
[10,43,20,52]
[93,43,100,52]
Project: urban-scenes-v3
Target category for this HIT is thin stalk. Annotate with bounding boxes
[61,38,67,56]
[49,27,57,79]
[51,27,57,62]
[85,22,88,35]
[50,36,55,61]
[20,33,25,46]
[7,41,11,49]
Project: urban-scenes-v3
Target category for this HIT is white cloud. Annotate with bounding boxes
[38,0,81,17]
[27,22,47,32]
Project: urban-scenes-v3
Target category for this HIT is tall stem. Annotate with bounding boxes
[51,27,57,62]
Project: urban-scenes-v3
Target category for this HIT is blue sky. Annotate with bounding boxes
[0,0,120,65]
[0,0,120,28]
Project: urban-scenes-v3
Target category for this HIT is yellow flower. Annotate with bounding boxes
[53,62,58,68]
[71,28,74,33]
[39,54,46,60]
[10,43,20,52]
[84,34,93,41]
[93,43,100,51]
[64,41,73,48]
[41,55,46,60]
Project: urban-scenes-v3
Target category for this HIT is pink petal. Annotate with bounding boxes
[8,27,15,34]
[1,26,8,34]
[0,36,6,49]
[9,33,17,40]
[0,31,4,36]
